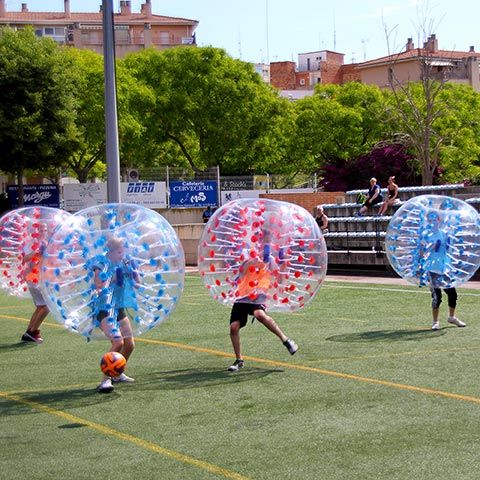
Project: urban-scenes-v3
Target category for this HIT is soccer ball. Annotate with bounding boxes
[100,352,126,377]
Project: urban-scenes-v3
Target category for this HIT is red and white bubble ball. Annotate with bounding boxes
[198,199,327,311]
[0,207,72,297]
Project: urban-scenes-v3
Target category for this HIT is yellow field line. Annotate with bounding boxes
[3,313,480,406]
[0,390,251,480]
[137,337,480,405]
[308,345,480,363]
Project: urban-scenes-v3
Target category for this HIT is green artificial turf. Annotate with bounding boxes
[1,275,480,479]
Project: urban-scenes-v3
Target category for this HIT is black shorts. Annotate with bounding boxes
[431,287,457,309]
[230,302,266,328]
[364,196,383,207]
[97,308,127,322]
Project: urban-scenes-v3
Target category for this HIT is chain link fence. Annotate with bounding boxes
[135,167,320,192]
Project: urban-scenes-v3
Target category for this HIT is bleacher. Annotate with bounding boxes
[321,184,480,269]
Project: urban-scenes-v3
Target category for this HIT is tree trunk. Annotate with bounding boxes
[16,170,25,207]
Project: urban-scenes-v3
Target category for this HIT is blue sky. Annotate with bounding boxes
[7,0,480,63]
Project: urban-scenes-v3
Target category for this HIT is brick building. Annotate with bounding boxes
[0,0,198,58]
[270,50,346,90]
[270,35,479,94]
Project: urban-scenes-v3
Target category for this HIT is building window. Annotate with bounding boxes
[35,27,66,43]
[388,67,394,84]
[115,29,129,44]
[307,58,310,70]
[299,78,306,86]
[158,32,170,45]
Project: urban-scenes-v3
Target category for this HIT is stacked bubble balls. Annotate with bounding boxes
[198,198,328,311]
[385,195,480,288]
[40,203,185,340]
[0,207,72,297]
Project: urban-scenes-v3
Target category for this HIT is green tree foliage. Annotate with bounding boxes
[429,83,480,184]
[289,82,391,176]
[63,48,152,182]
[0,27,78,200]
[122,46,293,175]
[387,80,480,185]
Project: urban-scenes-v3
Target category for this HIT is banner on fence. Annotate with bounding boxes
[221,190,266,205]
[169,180,218,208]
[63,182,167,211]
[7,184,60,208]
[220,177,254,191]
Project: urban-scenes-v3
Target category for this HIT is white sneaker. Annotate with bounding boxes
[112,372,135,383]
[448,316,466,327]
[227,359,244,372]
[431,322,440,331]
[97,377,114,393]
[283,338,298,355]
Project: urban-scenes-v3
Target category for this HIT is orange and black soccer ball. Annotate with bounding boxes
[100,352,126,377]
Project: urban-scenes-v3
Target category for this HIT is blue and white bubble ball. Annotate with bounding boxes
[385,195,480,288]
[40,204,185,340]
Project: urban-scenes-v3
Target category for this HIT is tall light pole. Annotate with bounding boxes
[103,0,121,202]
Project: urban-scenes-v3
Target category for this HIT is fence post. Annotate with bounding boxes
[166,165,170,208]
[216,165,221,207]
[266,173,270,193]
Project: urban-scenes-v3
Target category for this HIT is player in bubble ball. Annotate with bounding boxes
[93,237,140,393]
[21,223,49,344]
[227,230,298,372]
[422,212,465,331]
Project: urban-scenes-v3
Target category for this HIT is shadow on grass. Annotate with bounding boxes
[134,367,283,391]
[0,387,119,417]
[58,423,88,429]
[0,342,38,351]
[327,328,447,343]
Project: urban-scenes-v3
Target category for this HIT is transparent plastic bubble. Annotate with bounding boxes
[385,195,480,288]
[0,207,72,298]
[41,203,185,340]
[198,199,327,311]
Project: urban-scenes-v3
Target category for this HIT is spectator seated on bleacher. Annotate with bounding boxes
[314,205,329,234]
[378,176,399,216]
[356,177,383,216]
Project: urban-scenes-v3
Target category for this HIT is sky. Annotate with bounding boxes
[6,0,480,64]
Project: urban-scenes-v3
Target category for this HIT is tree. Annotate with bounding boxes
[428,83,480,184]
[380,12,480,185]
[0,27,78,202]
[289,82,391,176]
[122,46,292,175]
[321,142,421,191]
[62,48,153,182]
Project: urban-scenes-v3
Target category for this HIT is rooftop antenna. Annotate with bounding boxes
[265,0,270,63]
[238,31,242,60]
[361,38,369,61]
[333,8,337,51]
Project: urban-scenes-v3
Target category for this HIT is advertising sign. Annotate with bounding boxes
[221,190,264,205]
[63,182,167,211]
[220,177,254,191]
[169,180,217,208]
[7,184,60,208]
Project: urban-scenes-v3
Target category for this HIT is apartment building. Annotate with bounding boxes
[270,35,479,94]
[270,50,346,91]
[355,35,479,91]
[0,0,198,57]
